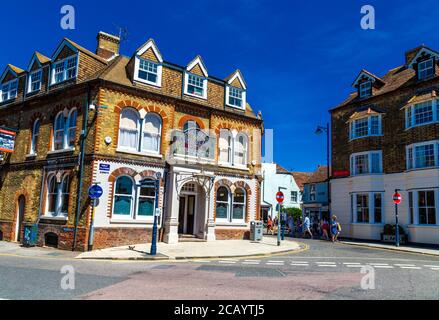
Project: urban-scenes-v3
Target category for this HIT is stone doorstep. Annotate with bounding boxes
[341,241,439,257]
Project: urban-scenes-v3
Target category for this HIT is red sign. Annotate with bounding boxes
[276,192,285,203]
[393,192,402,205]
[333,170,350,178]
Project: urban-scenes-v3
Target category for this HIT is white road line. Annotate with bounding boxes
[369,263,390,266]
[244,260,261,262]
[394,264,416,267]
[219,261,237,264]
[424,265,439,268]
[242,261,261,265]
[317,265,337,268]
[268,261,285,263]
[400,266,422,270]
[373,265,395,269]
[343,262,361,265]
[266,262,285,266]
[431,268,439,271]
[291,261,309,264]
[195,260,211,263]
[317,262,336,264]
[290,263,309,266]
[345,265,364,268]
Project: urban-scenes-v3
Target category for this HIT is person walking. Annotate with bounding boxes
[330,215,341,242]
[288,215,295,238]
[321,219,329,240]
[302,215,313,239]
[267,215,273,235]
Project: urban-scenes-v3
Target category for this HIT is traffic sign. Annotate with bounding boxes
[393,192,402,205]
[88,184,103,200]
[276,191,285,203]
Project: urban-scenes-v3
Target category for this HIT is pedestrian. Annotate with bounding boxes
[267,215,273,235]
[330,215,341,242]
[288,215,295,238]
[321,219,329,240]
[302,215,313,239]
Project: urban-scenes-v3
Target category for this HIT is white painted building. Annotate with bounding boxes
[260,163,302,221]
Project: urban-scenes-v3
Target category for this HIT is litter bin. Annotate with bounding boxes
[250,221,264,241]
[22,224,38,247]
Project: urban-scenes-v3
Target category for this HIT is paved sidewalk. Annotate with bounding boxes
[341,240,439,256]
[0,241,77,259]
[76,237,304,261]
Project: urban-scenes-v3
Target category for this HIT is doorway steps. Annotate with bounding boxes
[179,235,207,243]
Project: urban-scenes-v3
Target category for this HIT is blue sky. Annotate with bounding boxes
[1,0,439,172]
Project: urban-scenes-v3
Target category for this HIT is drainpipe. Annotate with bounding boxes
[72,84,91,251]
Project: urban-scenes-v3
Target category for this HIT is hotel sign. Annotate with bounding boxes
[333,170,350,178]
[0,128,16,153]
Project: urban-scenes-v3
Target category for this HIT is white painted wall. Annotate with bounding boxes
[331,168,439,244]
[261,163,302,216]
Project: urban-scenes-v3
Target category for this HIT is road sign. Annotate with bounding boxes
[88,184,103,200]
[276,191,285,203]
[393,192,402,205]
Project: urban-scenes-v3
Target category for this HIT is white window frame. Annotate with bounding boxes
[112,176,135,220]
[45,173,70,218]
[418,58,435,80]
[351,192,384,224]
[359,81,372,98]
[117,108,163,155]
[350,150,383,176]
[0,79,18,102]
[231,188,246,223]
[52,109,77,151]
[408,189,439,226]
[216,186,231,224]
[184,72,207,100]
[30,119,40,155]
[136,179,157,222]
[218,129,233,165]
[50,55,78,85]
[406,140,439,170]
[226,85,246,110]
[133,57,163,87]
[28,70,42,93]
[291,191,298,203]
[310,184,316,202]
[405,100,438,129]
[349,115,382,140]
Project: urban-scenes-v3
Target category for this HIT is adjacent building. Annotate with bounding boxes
[330,45,439,245]
[302,165,330,223]
[0,32,264,251]
[260,163,303,221]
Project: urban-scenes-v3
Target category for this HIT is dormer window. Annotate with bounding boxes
[1,80,18,102]
[28,70,42,93]
[359,81,372,98]
[185,73,207,99]
[51,56,77,85]
[227,87,244,108]
[138,59,159,84]
[418,58,434,80]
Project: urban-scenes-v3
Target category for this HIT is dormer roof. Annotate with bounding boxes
[225,69,247,90]
[352,69,385,88]
[0,64,24,83]
[28,51,51,71]
[186,55,208,78]
[405,45,439,67]
[348,105,385,121]
[51,38,108,64]
[135,38,163,63]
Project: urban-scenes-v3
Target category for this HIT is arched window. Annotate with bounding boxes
[234,134,248,166]
[142,113,162,153]
[30,119,40,154]
[138,179,156,217]
[67,109,77,148]
[54,112,65,150]
[216,186,230,220]
[46,173,70,217]
[219,130,232,164]
[119,108,140,151]
[232,188,246,221]
[113,176,134,217]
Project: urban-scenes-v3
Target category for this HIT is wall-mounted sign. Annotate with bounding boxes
[333,170,350,178]
[99,163,111,173]
[0,128,16,153]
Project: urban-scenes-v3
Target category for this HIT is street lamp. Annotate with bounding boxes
[315,123,331,220]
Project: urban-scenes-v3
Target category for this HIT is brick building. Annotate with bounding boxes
[330,45,439,245]
[0,32,264,251]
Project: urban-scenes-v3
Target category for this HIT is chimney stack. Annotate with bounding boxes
[96,31,120,60]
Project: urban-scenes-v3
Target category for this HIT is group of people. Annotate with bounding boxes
[266,214,341,243]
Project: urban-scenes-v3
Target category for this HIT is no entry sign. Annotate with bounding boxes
[393,192,402,205]
[276,191,285,203]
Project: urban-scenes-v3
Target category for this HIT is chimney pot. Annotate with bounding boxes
[96,31,120,60]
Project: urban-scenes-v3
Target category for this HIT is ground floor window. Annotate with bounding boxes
[409,190,438,225]
[113,176,157,220]
[351,192,384,224]
[216,186,246,223]
[45,172,70,218]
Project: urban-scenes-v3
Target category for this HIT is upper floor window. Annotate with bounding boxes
[184,73,207,99]
[406,100,438,129]
[291,191,298,203]
[46,173,70,217]
[118,108,162,154]
[350,151,382,176]
[349,115,382,140]
[1,80,18,102]
[28,70,42,93]
[219,130,233,164]
[51,56,77,85]
[135,58,162,86]
[226,86,246,109]
[234,133,248,166]
[406,140,439,170]
[30,119,40,155]
[310,184,316,201]
[53,109,77,151]
[359,81,372,98]
[418,58,435,80]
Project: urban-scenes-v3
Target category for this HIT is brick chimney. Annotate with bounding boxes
[96,31,120,60]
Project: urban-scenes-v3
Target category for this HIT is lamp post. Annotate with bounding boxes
[315,123,331,220]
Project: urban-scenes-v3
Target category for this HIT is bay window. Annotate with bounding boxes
[406,140,439,170]
[349,115,382,140]
[1,80,18,102]
[351,192,384,224]
[405,100,438,128]
[350,151,382,175]
[51,56,77,85]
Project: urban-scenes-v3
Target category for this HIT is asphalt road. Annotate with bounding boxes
[0,239,438,300]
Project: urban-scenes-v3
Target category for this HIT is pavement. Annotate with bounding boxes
[340,240,439,257]
[76,237,304,260]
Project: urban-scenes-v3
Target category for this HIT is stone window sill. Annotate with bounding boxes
[116,148,163,159]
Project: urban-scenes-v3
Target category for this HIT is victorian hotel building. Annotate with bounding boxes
[0,32,263,250]
[331,46,439,245]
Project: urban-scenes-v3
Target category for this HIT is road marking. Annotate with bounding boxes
[369,263,390,266]
[290,263,309,266]
[195,260,211,263]
[373,265,394,269]
[399,266,422,270]
[317,262,336,264]
[242,262,261,265]
[268,260,285,263]
[219,261,237,264]
[430,268,439,271]
[424,265,439,268]
[266,262,285,266]
[394,264,416,267]
[317,264,337,268]
[343,262,361,265]
[345,265,363,268]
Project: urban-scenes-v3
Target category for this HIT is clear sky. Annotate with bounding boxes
[1,0,439,172]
